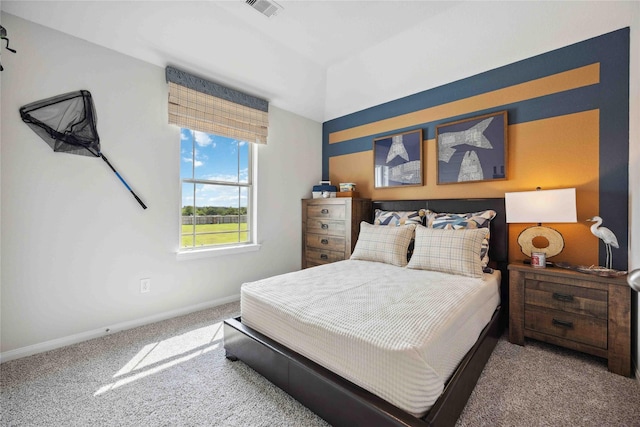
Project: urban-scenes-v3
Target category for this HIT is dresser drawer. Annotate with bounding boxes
[524,280,607,319]
[307,204,346,220]
[524,305,607,349]
[306,247,344,266]
[306,234,345,252]
[306,219,346,236]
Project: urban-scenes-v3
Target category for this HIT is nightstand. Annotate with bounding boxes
[508,263,631,376]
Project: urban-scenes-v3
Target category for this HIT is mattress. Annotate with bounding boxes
[240,259,501,418]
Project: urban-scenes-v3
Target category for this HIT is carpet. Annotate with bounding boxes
[1,301,638,426]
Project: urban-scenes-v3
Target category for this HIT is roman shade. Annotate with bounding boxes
[166,66,269,144]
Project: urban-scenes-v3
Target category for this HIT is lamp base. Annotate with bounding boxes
[517,225,565,258]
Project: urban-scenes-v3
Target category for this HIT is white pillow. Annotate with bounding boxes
[407,226,486,278]
[350,222,416,267]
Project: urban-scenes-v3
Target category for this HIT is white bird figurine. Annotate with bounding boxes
[587,216,619,269]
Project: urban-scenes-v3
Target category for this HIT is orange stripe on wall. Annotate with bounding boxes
[328,63,600,144]
[329,110,599,266]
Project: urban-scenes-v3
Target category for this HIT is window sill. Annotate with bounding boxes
[176,243,261,261]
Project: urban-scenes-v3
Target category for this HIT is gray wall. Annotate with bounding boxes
[0,13,322,358]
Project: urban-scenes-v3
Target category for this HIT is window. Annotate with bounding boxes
[180,129,253,250]
[165,66,267,255]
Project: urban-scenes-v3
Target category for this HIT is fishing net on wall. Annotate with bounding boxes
[20,90,147,209]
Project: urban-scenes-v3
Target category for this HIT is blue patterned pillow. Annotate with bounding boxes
[374,209,426,226]
[425,209,496,270]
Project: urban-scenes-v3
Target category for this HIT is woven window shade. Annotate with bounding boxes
[166,67,268,144]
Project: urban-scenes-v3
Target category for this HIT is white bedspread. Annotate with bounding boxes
[240,259,501,417]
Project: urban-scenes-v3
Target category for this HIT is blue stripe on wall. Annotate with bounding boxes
[596,28,629,271]
[323,84,601,170]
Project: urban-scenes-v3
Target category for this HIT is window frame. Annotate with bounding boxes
[177,129,260,259]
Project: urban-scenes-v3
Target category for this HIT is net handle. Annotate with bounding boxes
[100,153,147,209]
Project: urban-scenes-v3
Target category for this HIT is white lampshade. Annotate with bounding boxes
[505,188,577,224]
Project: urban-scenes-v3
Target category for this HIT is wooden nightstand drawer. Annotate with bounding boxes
[306,204,346,220]
[524,305,607,349]
[306,247,344,265]
[524,280,607,319]
[306,234,345,252]
[306,219,346,236]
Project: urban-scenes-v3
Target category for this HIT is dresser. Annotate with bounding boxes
[508,263,631,376]
[302,198,371,269]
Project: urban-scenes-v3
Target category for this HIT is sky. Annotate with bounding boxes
[180,129,249,209]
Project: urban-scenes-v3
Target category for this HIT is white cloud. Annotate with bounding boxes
[182,157,204,168]
[194,131,215,147]
[202,172,238,182]
[239,167,249,182]
[194,184,247,207]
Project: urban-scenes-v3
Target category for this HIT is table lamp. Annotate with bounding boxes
[505,187,577,259]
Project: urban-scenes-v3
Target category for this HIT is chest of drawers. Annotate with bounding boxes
[508,264,630,376]
[302,198,371,268]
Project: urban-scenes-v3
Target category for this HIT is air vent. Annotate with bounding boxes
[246,0,283,18]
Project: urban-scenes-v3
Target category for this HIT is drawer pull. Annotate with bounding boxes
[321,239,329,245]
[321,209,329,214]
[320,254,328,260]
[552,318,574,329]
[552,292,574,302]
[321,223,329,229]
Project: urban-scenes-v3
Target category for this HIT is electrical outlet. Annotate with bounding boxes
[140,278,151,293]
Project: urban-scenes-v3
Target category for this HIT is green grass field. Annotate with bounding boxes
[181,223,248,247]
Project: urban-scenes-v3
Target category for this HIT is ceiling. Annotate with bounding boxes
[1,0,462,122]
[218,0,459,69]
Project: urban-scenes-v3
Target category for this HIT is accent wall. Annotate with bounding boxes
[323,28,630,271]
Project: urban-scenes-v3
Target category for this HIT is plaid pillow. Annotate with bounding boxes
[350,222,416,267]
[407,226,486,278]
[425,209,496,269]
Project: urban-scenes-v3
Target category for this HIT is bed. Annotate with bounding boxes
[224,198,508,427]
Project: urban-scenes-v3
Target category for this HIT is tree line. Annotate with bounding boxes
[182,206,247,216]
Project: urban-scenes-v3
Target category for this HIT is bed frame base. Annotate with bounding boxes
[223,306,502,427]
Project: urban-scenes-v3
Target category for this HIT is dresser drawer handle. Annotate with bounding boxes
[552,318,574,329]
[552,292,574,302]
[321,209,329,214]
[321,239,329,245]
[321,223,329,229]
[320,254,328,260]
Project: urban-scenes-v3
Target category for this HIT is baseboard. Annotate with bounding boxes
[0,294,240,364]
[635,359,640,385]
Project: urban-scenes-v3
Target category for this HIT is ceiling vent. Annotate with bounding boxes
[245,0,283,18]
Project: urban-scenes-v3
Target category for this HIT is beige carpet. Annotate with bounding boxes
[1,301,639,426]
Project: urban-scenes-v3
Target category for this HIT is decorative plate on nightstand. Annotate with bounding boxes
[554,262,627,278]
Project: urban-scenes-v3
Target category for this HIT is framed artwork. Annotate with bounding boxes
[373,129,423,188]
[436,111,508,184]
